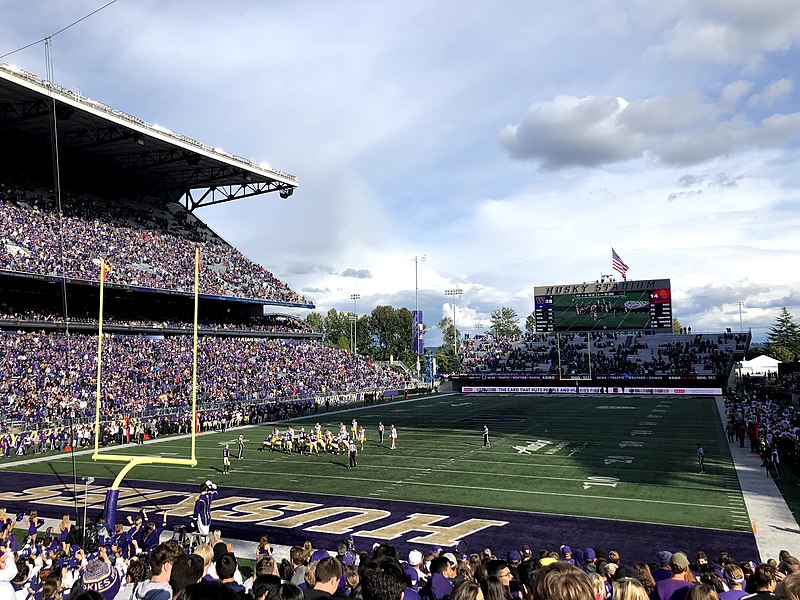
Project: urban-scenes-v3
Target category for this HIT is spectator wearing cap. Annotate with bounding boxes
[560,547,575,566]
[443,554,466,587]
[405,550,426,592]
[653,553,674,583]
[720,565,748,600]
[304,557,343,600]
[520,547,533,564]
[81,559,121,600]
[584,549,598,575]
[134,540,183,600]
[654,552,693,600]
[742,565,777,600]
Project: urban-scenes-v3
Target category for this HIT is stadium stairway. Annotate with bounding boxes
[715,396,800,561]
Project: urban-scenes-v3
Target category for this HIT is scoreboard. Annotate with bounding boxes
[533,278,672,333]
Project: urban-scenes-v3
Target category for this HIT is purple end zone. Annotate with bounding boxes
[0,472,758,561]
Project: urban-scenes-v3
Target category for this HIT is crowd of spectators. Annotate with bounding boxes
[1,507,795,600]
[0,330,411,431]
[724,374,800,480]
[0,398,334,460]
[0,309,314,336]
[460,331,747,379]
[0,179,308,305]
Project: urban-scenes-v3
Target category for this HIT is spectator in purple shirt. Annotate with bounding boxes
[654,552,693,600]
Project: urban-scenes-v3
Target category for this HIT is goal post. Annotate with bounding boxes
[91,250,201,526]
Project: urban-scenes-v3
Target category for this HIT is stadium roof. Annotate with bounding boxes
[0,63,298,211]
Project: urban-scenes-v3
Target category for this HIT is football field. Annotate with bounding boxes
[2,393,748,532]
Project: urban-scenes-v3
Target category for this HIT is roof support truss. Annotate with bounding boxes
[179,180,294,211]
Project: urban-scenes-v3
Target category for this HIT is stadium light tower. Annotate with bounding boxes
[412,255,426,379]
[444,287,463,371]
[736,301,745,332]
[350,294,360,355]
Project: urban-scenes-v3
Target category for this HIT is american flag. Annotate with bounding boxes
[611,247,629,280]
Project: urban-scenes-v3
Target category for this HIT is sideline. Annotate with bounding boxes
[715,396,800,561]
[0,392,457,470]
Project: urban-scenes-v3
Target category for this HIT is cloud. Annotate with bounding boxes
[499,89,800,169]
[645,1,800,68]
[340,268,373,279]
[283,262,335,276]
[719,80,753,110]
[748,78,793,108]
[302,287,329,294]
[667,190,703,203]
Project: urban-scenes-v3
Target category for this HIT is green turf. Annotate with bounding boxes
[551,290,652,330]
[2,394,749,531]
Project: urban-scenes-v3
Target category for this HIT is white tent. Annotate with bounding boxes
[735,354,780,377]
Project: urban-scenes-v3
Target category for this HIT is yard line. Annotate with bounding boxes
[48,460,736,511]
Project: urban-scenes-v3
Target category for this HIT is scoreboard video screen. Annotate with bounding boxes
[533,278,672,333]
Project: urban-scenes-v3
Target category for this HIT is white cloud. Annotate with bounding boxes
[499,87,800,169]
[645,0,800,68]
[748,78,794,107]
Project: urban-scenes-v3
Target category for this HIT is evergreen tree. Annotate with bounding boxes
[672,317,683,333]
[766,307,800,361]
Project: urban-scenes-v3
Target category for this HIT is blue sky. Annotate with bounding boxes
[3,1,800,344]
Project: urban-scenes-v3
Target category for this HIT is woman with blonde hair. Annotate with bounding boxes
[588,573,606,600]
[193,544,214,581]
[612,578,649,600]
[304,561,319,589]
[59,515,74,553]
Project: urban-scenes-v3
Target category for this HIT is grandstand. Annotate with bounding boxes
[456,330,750,393]
[0,63,414,437]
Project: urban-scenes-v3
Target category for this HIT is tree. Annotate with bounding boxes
[766,307,800,361]
[490,307,521,339]
[525,312,536,334]
[305,312,323,333]
[322,309,351,350]
[769,345,795,363]
[435,315,461,373]
[368,305,413,364]
[672,317,683,333]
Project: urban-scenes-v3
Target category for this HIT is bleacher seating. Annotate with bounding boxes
[460,331,748,379]
[0,179,308,304]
